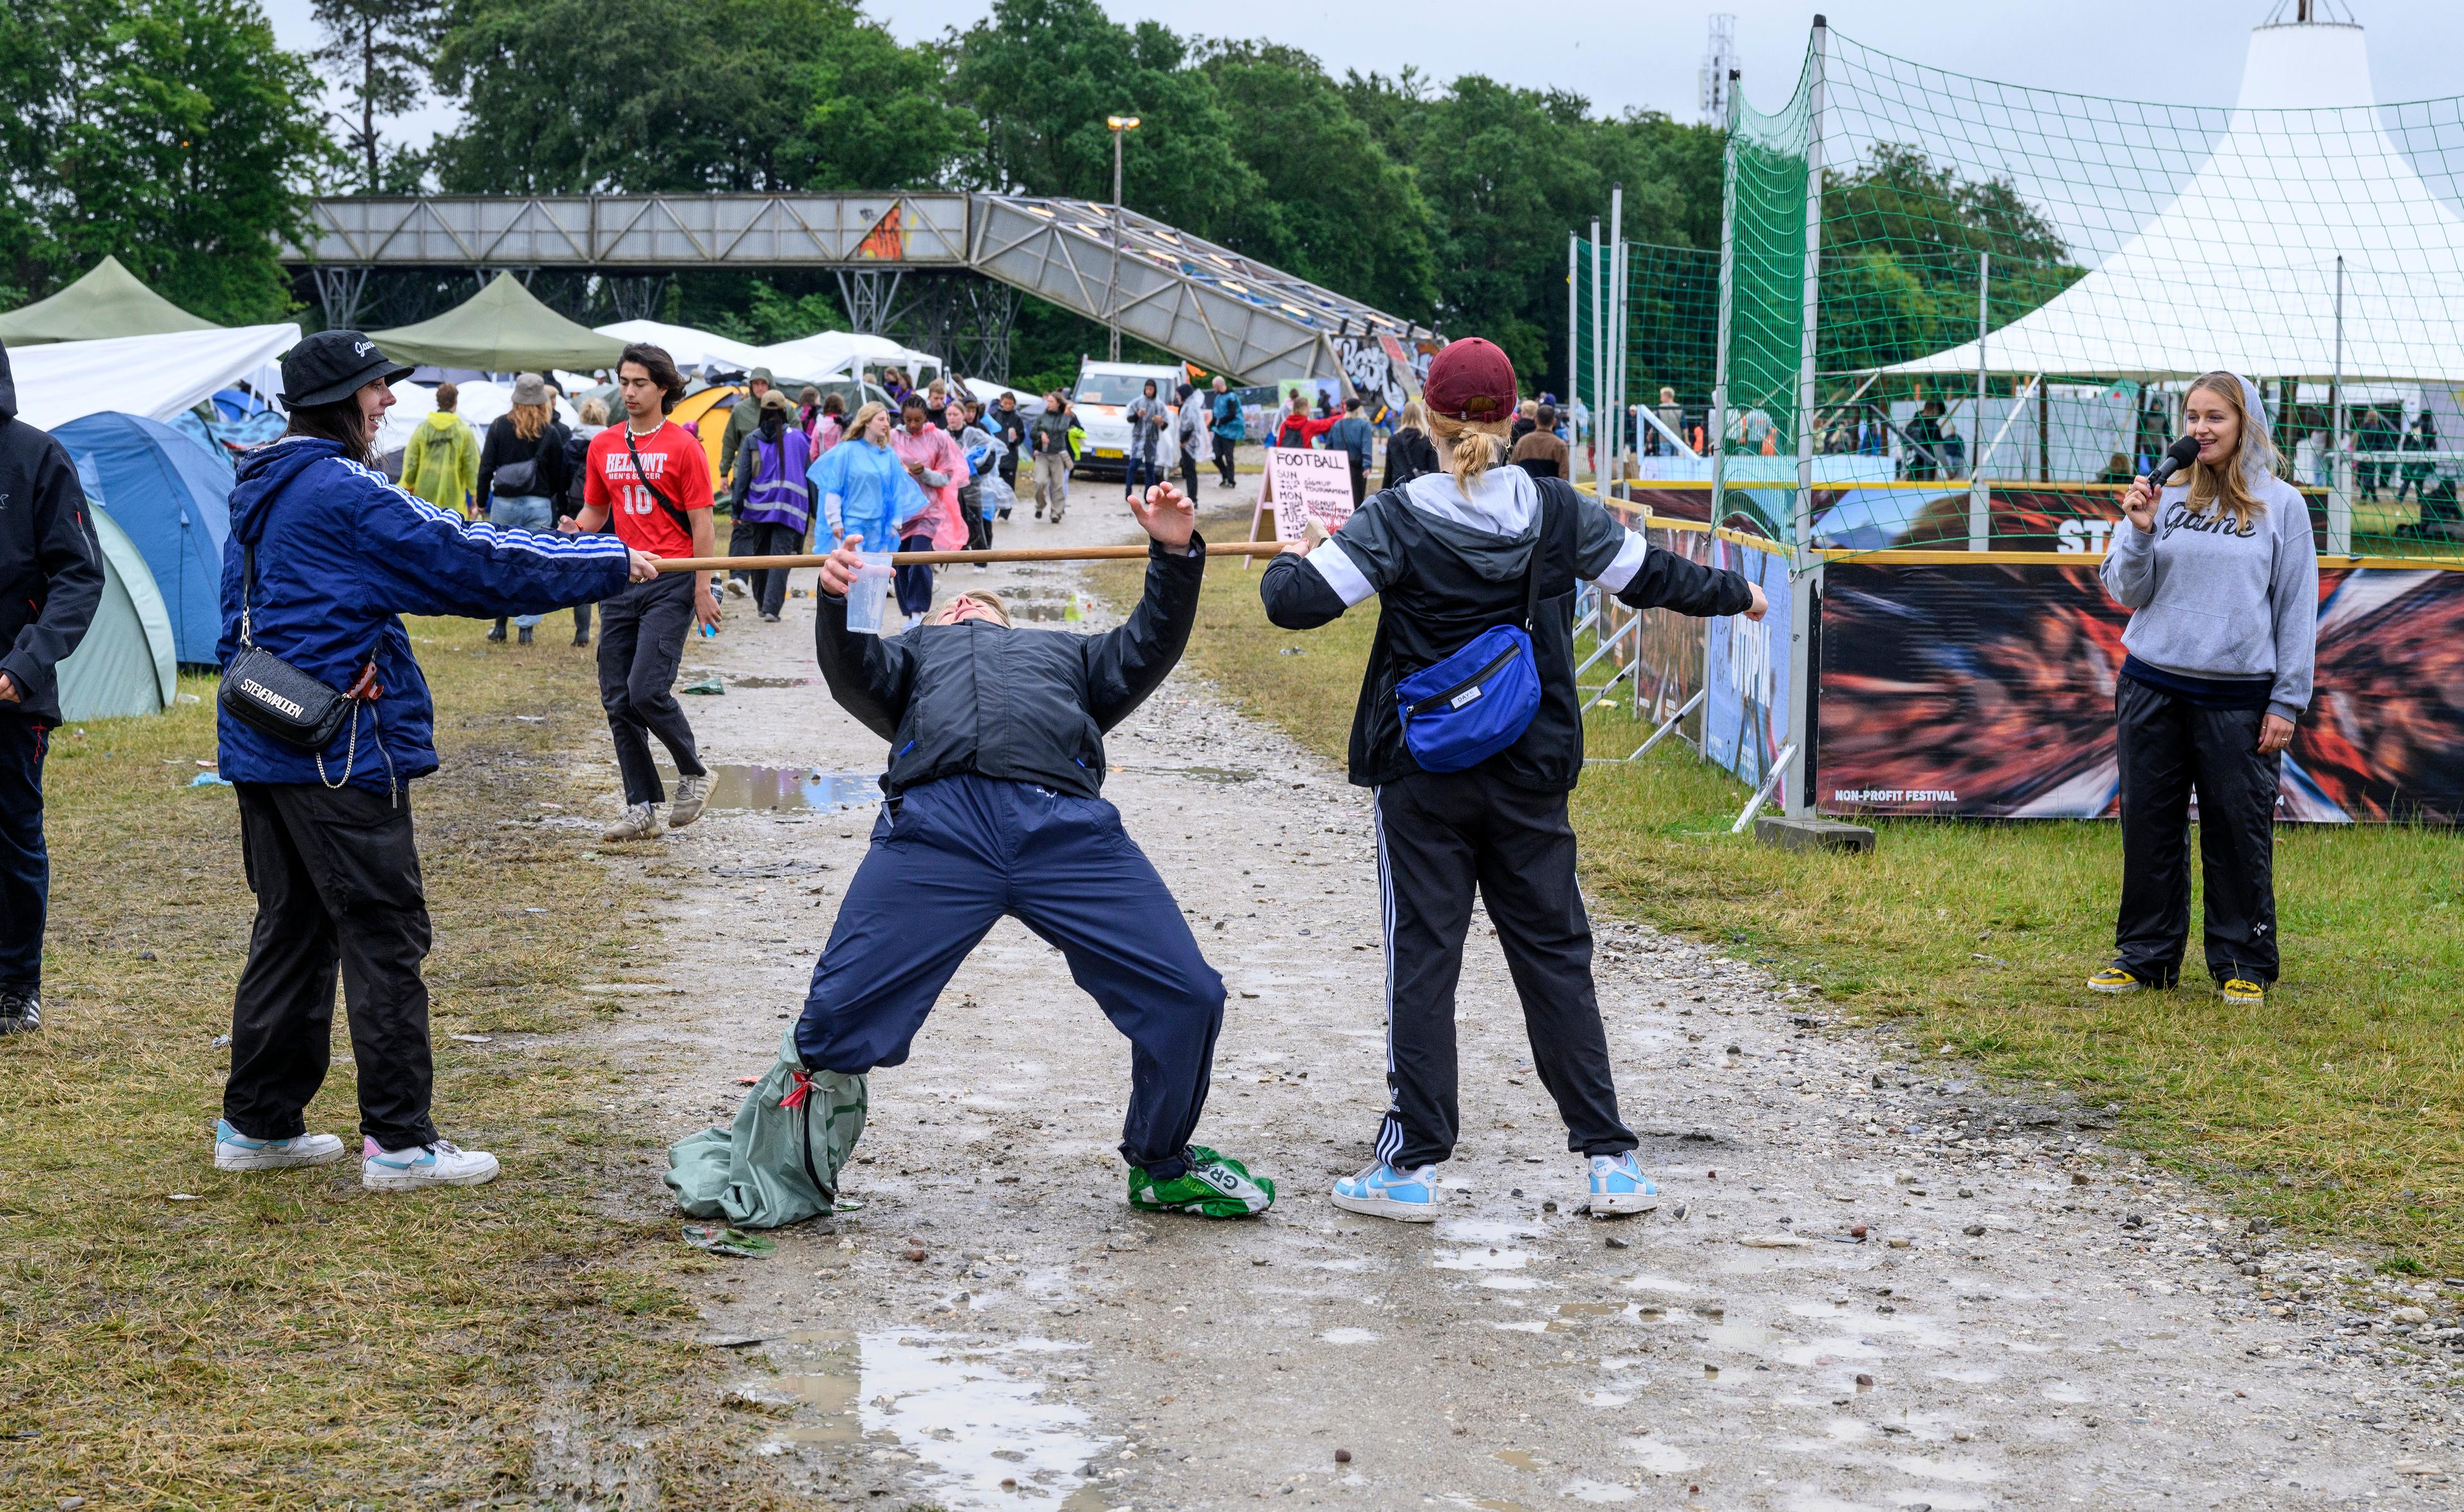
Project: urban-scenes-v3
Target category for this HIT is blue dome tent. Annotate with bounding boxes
[53,412,233,666]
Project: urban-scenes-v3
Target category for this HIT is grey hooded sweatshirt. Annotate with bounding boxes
[2098,374,2318,724]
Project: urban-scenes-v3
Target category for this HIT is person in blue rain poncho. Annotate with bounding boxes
[809,400,928,553]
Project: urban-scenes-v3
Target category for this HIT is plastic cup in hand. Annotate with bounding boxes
[840,552,895,636]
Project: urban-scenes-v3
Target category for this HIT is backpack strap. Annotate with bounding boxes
[622,425,699,541]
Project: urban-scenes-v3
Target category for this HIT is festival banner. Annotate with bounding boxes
[1816,561,2464,823]
[1702,536,1794,793]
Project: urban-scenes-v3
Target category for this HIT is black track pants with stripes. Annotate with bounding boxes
[1370,769,1637,1170]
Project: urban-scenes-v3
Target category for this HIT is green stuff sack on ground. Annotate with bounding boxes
[665,1027,867,1230]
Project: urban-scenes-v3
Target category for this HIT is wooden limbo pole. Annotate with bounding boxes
[652,541,1293,572]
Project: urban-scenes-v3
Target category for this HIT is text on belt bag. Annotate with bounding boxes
[1394,488,1566,773]
[219,541,370,752]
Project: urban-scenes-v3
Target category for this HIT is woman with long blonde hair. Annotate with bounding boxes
[477,373,571,644]
[1258,337,1765,1223]
[1382,398,1439,491]
[2094,371,2317,1005]
[806,399,925,559]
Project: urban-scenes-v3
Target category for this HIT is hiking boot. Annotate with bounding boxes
[2087,965,2145,993]
[361,1137,499,1191]
[1129,1145,1276,1217]
[517,625,534,645]
[602,803,659,842]
[667,772,710,828]
[1331,1159,1439,1222]
[486,620,507,642]
[2219,977,2266,1005]
[1587,1152,1660,1216]
[0,989,40,1035]
[214,1117,346,1171]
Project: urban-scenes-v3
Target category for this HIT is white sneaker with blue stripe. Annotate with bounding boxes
[213,1118,346,1171]
[1330,1160,1440,1222]
[1588,1153,1660,1216]
[361,1137,501,1191]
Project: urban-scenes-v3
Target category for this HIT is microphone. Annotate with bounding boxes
[2146,436,2201,491]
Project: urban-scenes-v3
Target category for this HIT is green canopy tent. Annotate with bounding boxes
[370,273,627,373]
[55,505,179,722]
[0,256,221,346]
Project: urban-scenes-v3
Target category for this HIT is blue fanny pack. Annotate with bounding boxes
[1394,489,1560,774]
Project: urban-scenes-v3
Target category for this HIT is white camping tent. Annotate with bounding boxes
[1879,19,2464,384]
[8,324,298,432]
[754,330,941,385]
[55,506,178,722]
[375,379,579,461]
[592,320,771,376]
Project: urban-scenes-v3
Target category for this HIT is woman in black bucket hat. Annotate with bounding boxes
[210,331,657,1191]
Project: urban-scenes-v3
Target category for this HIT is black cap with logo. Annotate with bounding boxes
[278,330,415,408]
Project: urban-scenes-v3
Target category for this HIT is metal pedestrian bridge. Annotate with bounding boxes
[289,192,1423,387]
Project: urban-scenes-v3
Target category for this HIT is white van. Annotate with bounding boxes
[1070,360,1184,479]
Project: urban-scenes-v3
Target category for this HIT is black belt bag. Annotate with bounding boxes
[218,543,363,751]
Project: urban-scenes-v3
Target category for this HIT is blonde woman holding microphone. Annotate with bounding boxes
[2093,372,2316,1005]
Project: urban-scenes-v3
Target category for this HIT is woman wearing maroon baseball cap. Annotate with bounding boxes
[1260,336,1767,1223]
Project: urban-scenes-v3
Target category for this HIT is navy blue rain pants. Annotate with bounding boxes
[794,774,1224,1180]
[0,717,47,993]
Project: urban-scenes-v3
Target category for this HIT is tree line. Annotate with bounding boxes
[0,0,2067,401]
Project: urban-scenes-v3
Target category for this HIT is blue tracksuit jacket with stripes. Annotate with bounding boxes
[216,436,631,792]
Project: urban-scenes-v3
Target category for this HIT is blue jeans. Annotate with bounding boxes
[1125,452,1161,497]
[488,495,554,627]
[794,775,1225,1178]
[0,717,46,992]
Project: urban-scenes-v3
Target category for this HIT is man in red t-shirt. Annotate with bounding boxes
[566,344,721,842]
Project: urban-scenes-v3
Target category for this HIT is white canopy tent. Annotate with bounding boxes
[1878,19,2464,385]
[8,324,298,433]
[375,378,580,460]
[591,319,771,376]
[753,330,941,385]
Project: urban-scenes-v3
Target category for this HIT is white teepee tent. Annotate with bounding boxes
[1881,17,2464,383]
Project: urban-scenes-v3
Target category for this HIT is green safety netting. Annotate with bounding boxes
[1588,15,2464,566]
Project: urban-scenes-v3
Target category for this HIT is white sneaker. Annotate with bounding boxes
[214,1118,346,1171]
[362,1137,500,1191]
[723,577,751,599]
[668,772,710,828]
[602,803,658,842]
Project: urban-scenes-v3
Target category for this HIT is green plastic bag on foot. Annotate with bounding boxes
[1128,1144,1275,1217]
[665,1026,867,1229]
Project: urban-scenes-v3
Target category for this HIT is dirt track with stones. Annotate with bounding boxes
[546,479,2460,1510]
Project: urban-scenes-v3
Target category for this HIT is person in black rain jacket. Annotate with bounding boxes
[1258,336,1764,1225]
[0,339,107,1033]
[794,487,1276,1219]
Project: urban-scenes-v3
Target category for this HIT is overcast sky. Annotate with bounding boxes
[261,1,2464,158]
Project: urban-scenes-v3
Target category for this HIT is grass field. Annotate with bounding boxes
[0,621,796,1507]
[1100,525,2464,1276]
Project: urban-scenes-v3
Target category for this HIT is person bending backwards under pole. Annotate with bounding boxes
[796,484,1273,1218]
[1260,336,1765,1223]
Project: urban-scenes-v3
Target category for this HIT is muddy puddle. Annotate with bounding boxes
[757,1329,1108,1509]
[667,764,882,813]
[1111,764,1260,785]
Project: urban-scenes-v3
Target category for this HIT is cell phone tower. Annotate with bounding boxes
[1699,14,1738,124]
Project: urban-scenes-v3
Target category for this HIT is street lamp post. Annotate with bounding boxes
[1106,114,1140,362]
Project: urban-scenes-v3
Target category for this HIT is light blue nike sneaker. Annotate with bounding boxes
[1589,1152,1660,1216]
[212,1118,346,1172]
[361,1136,501,1191]
[1331,1160,1439,1223]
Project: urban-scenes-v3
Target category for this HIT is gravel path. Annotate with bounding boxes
[553,479,2460,1510]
